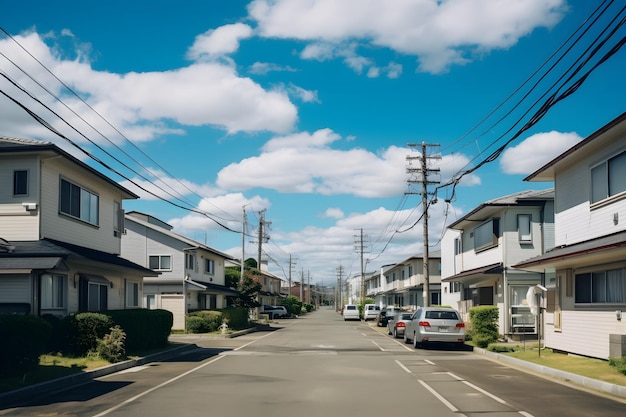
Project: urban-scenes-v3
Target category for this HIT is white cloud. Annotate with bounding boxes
[0,32,299,141]
[249,61,298,75]
[500,131,583,175]
[248,0,567,74]
[282,83,320,103]
[186,23,253,60]
[322,208,344,219]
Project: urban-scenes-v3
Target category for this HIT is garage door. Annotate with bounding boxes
[161,294,184,330]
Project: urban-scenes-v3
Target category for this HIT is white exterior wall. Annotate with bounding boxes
[554,135,626,246]
[39,156,124,254]
[0,156,41,240]
[545,310,626,359]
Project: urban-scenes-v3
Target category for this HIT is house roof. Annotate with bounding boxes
[441,262,503,283]
[512,230,626,272]
[448,189,554,230]
[0,136,139,199]
[125,212,235,260]
[0,238,157,276]
[525,112,626,182]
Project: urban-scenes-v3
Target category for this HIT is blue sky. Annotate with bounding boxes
[2,0,624,285]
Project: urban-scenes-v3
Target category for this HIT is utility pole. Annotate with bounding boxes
[354,228,368,304]
[288,254,293,298]
[240,205,247,282]
[256,209,271,271]
[407,142,440,307]
[336,264,344,310]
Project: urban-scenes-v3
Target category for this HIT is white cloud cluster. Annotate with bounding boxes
[500,131,582,175]
[0,31,298,142]
[249,0,567,74]
[187,23,254,60]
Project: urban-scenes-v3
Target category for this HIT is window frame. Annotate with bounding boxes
[13,169,29,196]
[87,282,108,312]
[575,268,626,304]
[473,218,500,252]
[204,258,215,275]
[518,214,532,243]
[590,150,626,205]
[40,273,66,309]
[126,281,140,308]
[59,177,99,226]
[149,255,172,271]
[185,253,195,271]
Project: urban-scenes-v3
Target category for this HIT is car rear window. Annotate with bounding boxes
[425,311,459,320]
[347,305,357,310]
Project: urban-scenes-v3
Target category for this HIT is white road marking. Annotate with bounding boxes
[418,380,464,414]
[447,372,508,404]
[395,360,412,373]
[90,330,276,416]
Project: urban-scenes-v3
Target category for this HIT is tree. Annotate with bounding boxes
[228,258,262,309]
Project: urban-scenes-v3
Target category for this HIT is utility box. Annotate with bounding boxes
[609,334,626,358]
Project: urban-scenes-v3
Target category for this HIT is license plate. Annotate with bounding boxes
[438,326,449,332]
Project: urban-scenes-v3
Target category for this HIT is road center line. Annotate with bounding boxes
[446,372,508,404]
[418,379,463,414]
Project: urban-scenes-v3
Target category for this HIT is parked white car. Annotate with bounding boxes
[404,307,465,349]
[363,304,381,321]
[259,305,288,319]
[343,304,360,321]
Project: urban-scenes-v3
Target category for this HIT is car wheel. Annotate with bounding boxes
[393,328,398,338]
[413,333,420,349]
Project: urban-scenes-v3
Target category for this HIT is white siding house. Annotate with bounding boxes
[371,253,442,310]
[514,112,626,359]
[442,189,555,338]
[0,137,156,316]
[121,211,238,330]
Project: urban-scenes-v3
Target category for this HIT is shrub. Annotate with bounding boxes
[186,311,224,333]
[97,325,126,363]
[469,305,499,347]
[106,309,173,352]
[68,313,114,356]
[609,357,626,376]
[218,307,248,330]
[282,296,302,316]
[0,314,52,375]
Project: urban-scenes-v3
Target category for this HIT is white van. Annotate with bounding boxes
[363,304,381,321]
[343,304,360,321]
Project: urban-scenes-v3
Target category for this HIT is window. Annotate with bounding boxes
[204,259,215,274]
[149,255,171,271]
[408,265,413,276]
[60,178,99,225]
[145,294,156,310]
[474,218,499,251]
[591,151,626,203]
[185,253,195,270]
[518,214,532,242]
[13,170,28,196]
[113,201,124,237]
[40,274,65,309]
[454,237,462,255]
[88,283,108,311]
[126,281,139,307]
[575,268,625,304]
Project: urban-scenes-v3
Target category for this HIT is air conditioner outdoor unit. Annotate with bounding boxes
[22,203,38,211]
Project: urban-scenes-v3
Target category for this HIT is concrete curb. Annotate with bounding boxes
[0,343,197,407]
[0,326,266,408]
[474,347,626,399]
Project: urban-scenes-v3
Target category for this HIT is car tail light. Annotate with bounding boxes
[397,322,405,328]
[418,321,430,327]
[456,323,465,328]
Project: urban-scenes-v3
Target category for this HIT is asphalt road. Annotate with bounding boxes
[1,307,625,417]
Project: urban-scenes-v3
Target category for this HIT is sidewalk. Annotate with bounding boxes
[367,321,626,401]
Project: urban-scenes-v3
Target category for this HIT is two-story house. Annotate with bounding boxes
[375,252,442,309]
[514,112,626,360]
[121,211,238,330]
[441,189,555,340]
[0,137,156,316]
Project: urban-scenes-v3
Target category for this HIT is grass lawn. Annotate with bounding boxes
[492,345,626,387]
[0,354,110,393]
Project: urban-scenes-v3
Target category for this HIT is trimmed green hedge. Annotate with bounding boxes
[469,305,499,348]
[0,315,52,376]
[105,309,173,352]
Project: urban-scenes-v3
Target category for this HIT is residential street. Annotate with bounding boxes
[2,308,626,417]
